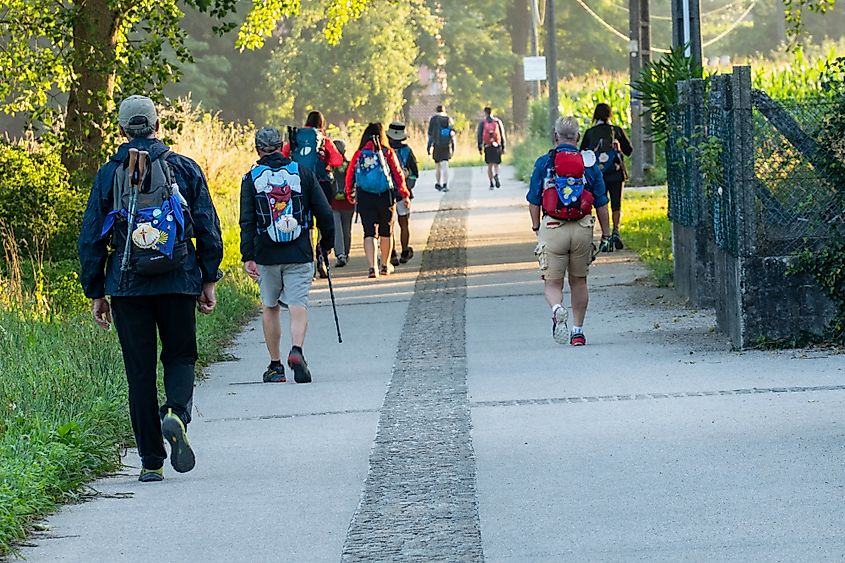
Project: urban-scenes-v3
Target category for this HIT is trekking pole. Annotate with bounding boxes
[120,148,140,274]
[322,247,342,343]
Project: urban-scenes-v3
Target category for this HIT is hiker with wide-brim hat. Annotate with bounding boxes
[78,94,224,483]
[387,121,418,265]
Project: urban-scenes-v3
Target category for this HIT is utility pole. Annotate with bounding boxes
[672,0,702,66]
[530,0,541,98]
[546,0,558,144]
[628,0,654,182]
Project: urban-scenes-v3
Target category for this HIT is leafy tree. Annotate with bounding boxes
[0,0,370,181]
[262,0,429,125]
[436,0,512,123]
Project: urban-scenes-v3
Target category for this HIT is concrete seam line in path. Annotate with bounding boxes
[471,384,845,408]
[201,407,381,424]
[341,169,484,562]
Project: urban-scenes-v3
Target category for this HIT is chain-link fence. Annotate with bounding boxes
[706,81,738,256]
[752,97,845,256]
[666,102,696,227]
[666,66,844,346]
[666,80,845,259]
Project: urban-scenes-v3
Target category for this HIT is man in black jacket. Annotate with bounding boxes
[240,127,334,384]
[78,95,224,483]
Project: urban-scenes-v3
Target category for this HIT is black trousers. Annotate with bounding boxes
[111,294,198,470]
[357,190,394,238]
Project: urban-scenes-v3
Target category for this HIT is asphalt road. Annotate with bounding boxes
[19,166,845,562]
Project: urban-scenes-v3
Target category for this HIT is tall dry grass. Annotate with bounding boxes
[164,99,256,192]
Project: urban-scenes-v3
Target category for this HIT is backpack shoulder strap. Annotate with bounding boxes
[546,148,557,175]
[153,150,177,192]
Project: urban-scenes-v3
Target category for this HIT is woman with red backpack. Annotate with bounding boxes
[345,123,411,279]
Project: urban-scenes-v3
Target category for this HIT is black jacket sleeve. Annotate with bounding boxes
[239,172,257,263]
[304,168,335,252]
[616,126,634,157]
[77,164,115,299]
[173,156,223,283]
[579,129,590,151]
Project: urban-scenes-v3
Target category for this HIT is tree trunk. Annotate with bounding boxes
[508,0,531,131]
[62,0,122,183]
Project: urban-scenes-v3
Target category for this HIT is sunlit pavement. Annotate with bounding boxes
[20,166,845,562]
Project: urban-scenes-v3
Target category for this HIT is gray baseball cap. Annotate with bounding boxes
[255,127,282,151]
[118,95,158,133]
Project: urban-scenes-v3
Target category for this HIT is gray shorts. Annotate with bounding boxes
[257,262,314,308]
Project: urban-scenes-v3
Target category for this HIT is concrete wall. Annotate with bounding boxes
[713,247,743,348]
[712,251,835,348]
[741,256,836,346]
[672,223,714,308]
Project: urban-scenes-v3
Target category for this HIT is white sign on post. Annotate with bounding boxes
[523,56,547,81]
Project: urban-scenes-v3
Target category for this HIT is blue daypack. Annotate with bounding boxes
[290,127,330,181]
[355,148,392,194]
[395,145,416,190]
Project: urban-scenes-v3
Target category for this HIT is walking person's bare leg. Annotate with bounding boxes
[289,305,308,348]
[543,278,565,309]
[364,236,376,271]
[568,275,589,327]
[379,235,392,268]
[262,305,282,361]
[398,214,410,251]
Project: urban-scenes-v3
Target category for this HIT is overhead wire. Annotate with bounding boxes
[607,0,749,21]
[573,0,671,53]
[573,0,760,53]
[702,0,759,47]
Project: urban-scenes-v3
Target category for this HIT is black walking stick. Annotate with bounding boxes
[322,247,343,343]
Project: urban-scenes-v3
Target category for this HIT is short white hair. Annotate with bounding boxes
[555,116,580,141]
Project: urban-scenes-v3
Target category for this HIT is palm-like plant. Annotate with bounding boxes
[631,45,703,142]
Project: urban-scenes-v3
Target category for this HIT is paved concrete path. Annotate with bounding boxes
[19,166,845,562]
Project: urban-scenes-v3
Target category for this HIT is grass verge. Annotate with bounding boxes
[512,137,673,286]
[0,273,257,556]
[0,199,257,556]
[622,188,673,286]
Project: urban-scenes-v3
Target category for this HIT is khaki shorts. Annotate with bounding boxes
[257,262,314,308]
[535,215,595,279]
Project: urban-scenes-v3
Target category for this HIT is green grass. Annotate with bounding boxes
[512,137,673,286]
[622,188,673,286]
[0,189,258,555]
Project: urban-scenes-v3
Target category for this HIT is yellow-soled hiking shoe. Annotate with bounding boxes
[138,467,164,483]
[161,409,196,473]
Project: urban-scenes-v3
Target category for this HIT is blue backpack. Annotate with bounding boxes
[354,148,392,194]
[249,162,308,243]
[436,124,452,147]
[290,127,329,181]
[395,145,416,189]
